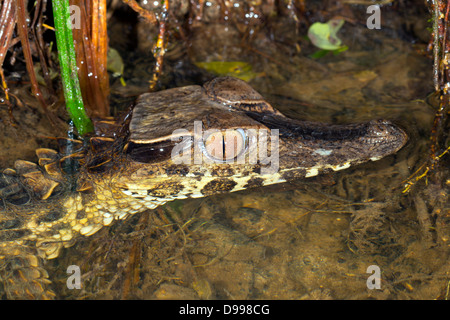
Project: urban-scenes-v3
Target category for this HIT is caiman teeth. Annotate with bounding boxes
[305,168,319,178]
[331,162,351,171]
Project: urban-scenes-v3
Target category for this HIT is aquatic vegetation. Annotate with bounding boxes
[107,48,126,86]
[307,18,348,58]
[307,19,346,51]
[52,0,93,135]
[195,61,264,82]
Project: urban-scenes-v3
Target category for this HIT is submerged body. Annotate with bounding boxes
[0,77,407,299]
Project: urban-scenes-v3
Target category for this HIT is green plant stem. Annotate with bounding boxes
[52,0,93,135]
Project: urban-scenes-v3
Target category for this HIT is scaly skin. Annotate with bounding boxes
[0,77,408,299]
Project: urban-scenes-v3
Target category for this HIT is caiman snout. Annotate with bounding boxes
[364,119,408,160]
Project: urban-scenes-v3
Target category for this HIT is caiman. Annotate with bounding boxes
[0,76,407,299]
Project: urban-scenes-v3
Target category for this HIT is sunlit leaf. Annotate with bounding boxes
[307,19,345,51]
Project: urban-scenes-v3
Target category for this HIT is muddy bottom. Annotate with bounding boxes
[1,5,449,300]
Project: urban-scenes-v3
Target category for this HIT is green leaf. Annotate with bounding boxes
[307,19,346,51]
[52,0,93,136]
[107,48,124,77]
[309,49,330,59]
[332,45,349,55]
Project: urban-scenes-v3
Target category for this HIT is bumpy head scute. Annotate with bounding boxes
[204,76,282,114]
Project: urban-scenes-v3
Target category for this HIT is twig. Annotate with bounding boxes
[31,0,56,96]
[0,0,16,103]
[121,0,157,25]
[432,0,440,91]
[16,0,49,112]
[148,0,169,90]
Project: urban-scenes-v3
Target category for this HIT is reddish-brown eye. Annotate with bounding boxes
[203,129,246,162]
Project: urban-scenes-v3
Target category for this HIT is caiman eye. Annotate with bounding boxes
[203,129,247,162]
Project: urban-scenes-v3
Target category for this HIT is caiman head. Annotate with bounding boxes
[0,76,408,261]
[0,76,408,299]
[108,76,407,207]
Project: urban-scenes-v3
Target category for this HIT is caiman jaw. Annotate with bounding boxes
[122,77,408,199]
[0,77,408,299]
[119,111,407,205]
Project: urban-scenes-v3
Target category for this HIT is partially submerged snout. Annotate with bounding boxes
[259,115,409,177]
[127,76,409,185]
[363,119,408,161]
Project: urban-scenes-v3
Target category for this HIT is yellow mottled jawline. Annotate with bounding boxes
[123,171,285,202]
[29,161,357,259]
[303,161,352,177]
